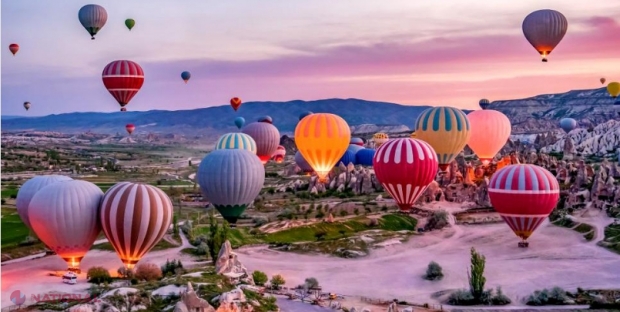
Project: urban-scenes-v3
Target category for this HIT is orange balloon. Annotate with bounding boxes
[467,110,511,165]
[295,113,351,181]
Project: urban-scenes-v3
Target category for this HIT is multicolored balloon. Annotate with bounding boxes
[197,149,265,224]
[126,123,135,135]
[125,18,135,31]
[467,110,511,165]
[559,118,577,133]
[230,97,242,111]
[100,182,173,268]
[522,9,568,62]
[373,138,438,211]
[9,43,19,56]
[23,102,31,111]
[414,106,471,171]
[295,113,351,181]
[479,99,490,110]
[241,122,280,164]
[271,145,286,163]
[181,71,191,83]
[373,133,389,148]
[78,4,108,40]
[488,164,560,245]
[234,117,245,129]
[29,180,103,270]
[16,175,72,231]
[215,133,257,154]
[102,60,144,111]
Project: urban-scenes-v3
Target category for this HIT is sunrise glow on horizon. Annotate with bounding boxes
[2,0,620,116]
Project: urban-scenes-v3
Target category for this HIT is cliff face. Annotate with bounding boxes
[541,120,620,157]
[489,87,619,134]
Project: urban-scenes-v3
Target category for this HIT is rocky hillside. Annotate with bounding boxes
[489,87,619,134]
[541,120,620,157]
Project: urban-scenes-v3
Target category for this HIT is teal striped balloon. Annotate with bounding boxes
[215,133,257,154]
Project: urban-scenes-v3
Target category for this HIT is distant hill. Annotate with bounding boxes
[1,115,29,120]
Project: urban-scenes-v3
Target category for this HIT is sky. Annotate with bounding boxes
[2,0,620,116]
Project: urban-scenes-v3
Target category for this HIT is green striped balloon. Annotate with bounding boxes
[215,133,257,154]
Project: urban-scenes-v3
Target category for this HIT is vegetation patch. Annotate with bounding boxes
[1,208,31,248]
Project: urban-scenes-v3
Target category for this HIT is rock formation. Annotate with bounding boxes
[174,282,216,312]
[215,240,254,285]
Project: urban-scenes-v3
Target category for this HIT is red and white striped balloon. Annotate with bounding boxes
[373,138,438,211]
[488,164,560,242]
[102,60,145,111]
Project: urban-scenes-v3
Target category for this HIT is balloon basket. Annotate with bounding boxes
[518,241,529,248]
[67,267,81,274]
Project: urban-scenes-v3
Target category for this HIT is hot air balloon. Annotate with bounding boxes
[410,132,417,138]
[414,106,471,171]
[125,18,135,31]
[355,148,376,166]
[347,144,365,155]
[126,123,135,135]
[337,150,356,166]
[271,145,286,163]
[234,117,245,129]
[373,138,438,211]
[488,164,560,247]
[600,78,606,85]
[350,137,364,146]
[100,182,173,268]
[29,180,103,270]
[241,121,280,164]
[295,151,314,174]
[258,116,273,124]
[197,149,265,224]
[479,99,490,110]
[467,110,511,165]
[559,118,577,133]
[102,60,144,111]
[295,113,351,181]
[78,4,108,40]
[373,133,389,148]
[607,82,620,98]
[16,175,73,232]
[230,97,242,111]
[299,111,313,121]
[9,44,19,56]
[215,133,257,154]
[23,102,31,111]
[181,71,191,84]
[522,9,568,62]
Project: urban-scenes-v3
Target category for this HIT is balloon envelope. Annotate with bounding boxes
[230,97,242,111]
[78,4,108,39]
[197,149,265,223]
[607,82,620,98]
[234,117,245,129]
[347,144,365,155]
[522,9,568,62]
[467,110,511,165]
[125,18,135,30]
[299,111,313,121]
[181,71,191,83]
[350,137,364,146]
[215,133,257,154]
[479,99,490,110]
[102,60,145,111]
[23,102,31,111]
[373,138,438,211]
[600,78,606,85]
[337,150,356,166]
[126,123,135,135]
[414,106,471,171]
[355,148,376,166]
[295,113,351,181]
[488,164,560,242]
[241,122,280,164]
[16,175,73,231]
[29,180,103,269]
[559,118,577,133]
[294,151,314,173]
[373,133,389,148]
[100,182,173,268]
[258,116,273,124]
[9,43,19,55]
[271,145,286,163]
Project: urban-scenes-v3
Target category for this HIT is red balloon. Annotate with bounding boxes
[102,60,144,111]
[126,123,135,135]
[230,97,242,111]
[373,138,438,211]
[488,164,560,243]
[9,43,19,56]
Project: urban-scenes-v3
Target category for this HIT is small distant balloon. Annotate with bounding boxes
[230,97,242,111]
[522,9,568,62]
[9,44,19,56]
[78,4,108,40]
[125,18,135,31]
[126,123,135,135]
[559,118,577,133]
[299,111,313,121]
[258,116,273,124]
[234,117,245,129]
[479,98,490,110]
[23,102,31,111]
[181,71,191,84]
[600,78,606,85]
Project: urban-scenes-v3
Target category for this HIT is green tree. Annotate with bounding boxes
[206,212,230,265]
[252,271,268,286]
[270,274,286,289]
[424,261,444,281]
[468,247,486,301]
[172,215,179,236]
[87,266,112,284]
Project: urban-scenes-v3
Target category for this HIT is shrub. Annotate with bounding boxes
[314,231,327,241]
[117,266,134,279]
[304,277,319,289]
[270,274,286,289]
[339,210,348,217]
[161,259,184,276]
[424,261,444,281]
[367,218,378,227]
[491,287,511,305]
[526,287,569,306]
[315,211,325,219]
[135,263,163,281]
[196,242,209,256]
[253,217,268,227]
[425,210,449,230]
[252,271,268,286]
[447,289,475,305]
[87,266,112,284]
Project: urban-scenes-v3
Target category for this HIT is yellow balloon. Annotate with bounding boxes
[607,82,620,98]
[414,106,471,171]
[466,110,511,165]
[295,113,351,181]
[410,132,417,138]
[373,132,389,148]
